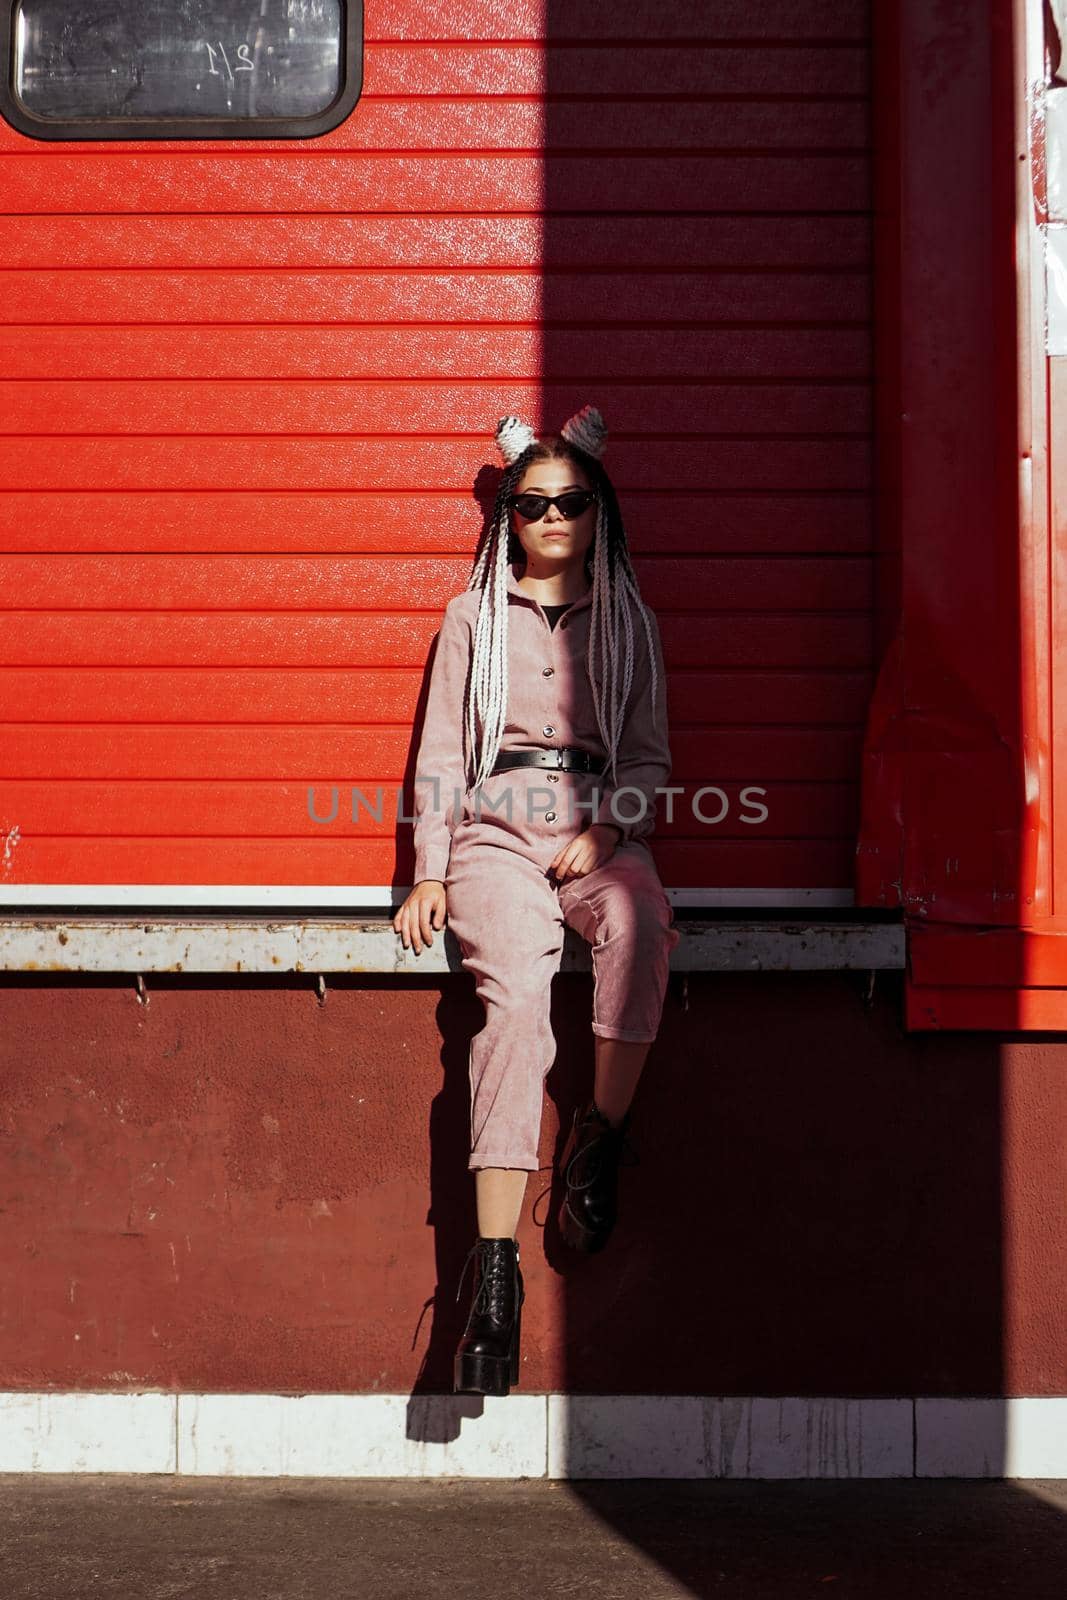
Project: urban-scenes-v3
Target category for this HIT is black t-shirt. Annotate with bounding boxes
[542,602,573,631]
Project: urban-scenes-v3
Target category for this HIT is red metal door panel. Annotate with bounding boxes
[0,215,872,270]
[0,326,872,382]
[0,0,875,909]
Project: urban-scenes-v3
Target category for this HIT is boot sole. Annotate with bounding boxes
[453,1351,511,1396]
[453,1304,522,1396]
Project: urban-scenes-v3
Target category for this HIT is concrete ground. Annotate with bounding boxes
[3,1477,1067,1598]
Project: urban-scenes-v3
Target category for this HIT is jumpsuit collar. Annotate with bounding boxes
[505,564,594,617]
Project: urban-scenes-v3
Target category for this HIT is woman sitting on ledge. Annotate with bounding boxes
[393,406,679,1397]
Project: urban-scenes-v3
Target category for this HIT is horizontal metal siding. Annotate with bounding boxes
[0,0,872,902]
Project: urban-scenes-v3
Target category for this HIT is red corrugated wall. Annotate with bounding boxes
[0,0,873,906]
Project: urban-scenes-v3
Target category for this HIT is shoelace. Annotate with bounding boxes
[455,1240,522,1313]
[564,1120,640,1191]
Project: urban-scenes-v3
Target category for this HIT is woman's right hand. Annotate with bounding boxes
[393,880,447,954]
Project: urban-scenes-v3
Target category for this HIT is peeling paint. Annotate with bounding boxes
[0,917,904,974]
[1,823,20,873]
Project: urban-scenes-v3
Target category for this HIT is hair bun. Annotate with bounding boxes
[560,405,607,460]
[495,416,538,466]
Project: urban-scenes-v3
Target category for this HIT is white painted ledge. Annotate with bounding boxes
[0,885,855,910]
[0,1395,1061,1478]
[0,917,904,975]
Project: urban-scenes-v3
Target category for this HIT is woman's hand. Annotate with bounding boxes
[393,879,447,954]
[548,823,622,883]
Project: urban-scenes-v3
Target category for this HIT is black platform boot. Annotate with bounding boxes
[558,1099,639,1254]
[453,1236,525,1396]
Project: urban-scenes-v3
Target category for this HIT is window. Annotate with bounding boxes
[0,0,363,139]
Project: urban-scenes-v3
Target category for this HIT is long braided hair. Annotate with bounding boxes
[464,410,661,794]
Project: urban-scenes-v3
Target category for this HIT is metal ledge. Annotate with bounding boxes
[0,918,905,975]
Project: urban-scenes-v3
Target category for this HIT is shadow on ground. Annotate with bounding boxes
[3,1477,1067,1600]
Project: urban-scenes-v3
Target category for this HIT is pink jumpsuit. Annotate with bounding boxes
[412,565,680,1172]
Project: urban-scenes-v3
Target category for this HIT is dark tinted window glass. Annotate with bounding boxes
[14,0,343,121]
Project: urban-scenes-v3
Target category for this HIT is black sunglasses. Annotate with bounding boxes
[507,489,596,522]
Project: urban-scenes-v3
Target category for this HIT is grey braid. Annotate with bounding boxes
[464,443,660,795]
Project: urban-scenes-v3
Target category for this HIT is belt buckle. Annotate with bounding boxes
[553,747,567,770]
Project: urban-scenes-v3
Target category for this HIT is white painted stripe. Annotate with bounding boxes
[0,917,904,973]
[549,1397,912,1479]
[548,1395,706,1478]
[0,1393,175,1474]
[669,888,855,908]
[178,1393,548,1478]
[0,885,402,909]
[0,1396,1060,1477]
[0,884,855,910]
[916,1398,1067,1478]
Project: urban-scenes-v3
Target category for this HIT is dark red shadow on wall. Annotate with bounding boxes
[534,0,1023,1575]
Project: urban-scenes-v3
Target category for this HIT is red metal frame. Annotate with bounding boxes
[856,0,1065,1029]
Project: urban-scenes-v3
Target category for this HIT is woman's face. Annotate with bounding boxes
[510,456,597,572]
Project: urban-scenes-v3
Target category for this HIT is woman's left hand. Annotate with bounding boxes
[548,823,622,882]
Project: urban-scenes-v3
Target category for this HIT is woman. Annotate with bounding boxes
[393,406,680,1397]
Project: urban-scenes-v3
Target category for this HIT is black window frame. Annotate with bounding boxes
[0,0,363,141]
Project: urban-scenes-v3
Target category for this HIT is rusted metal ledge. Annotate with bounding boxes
[0,918,905,975]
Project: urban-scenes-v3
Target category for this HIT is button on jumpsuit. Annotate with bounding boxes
[411,566,680,1173]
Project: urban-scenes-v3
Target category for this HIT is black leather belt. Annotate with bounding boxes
[489,746,606,776]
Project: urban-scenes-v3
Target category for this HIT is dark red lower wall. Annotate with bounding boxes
[0,970,1063,1395]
